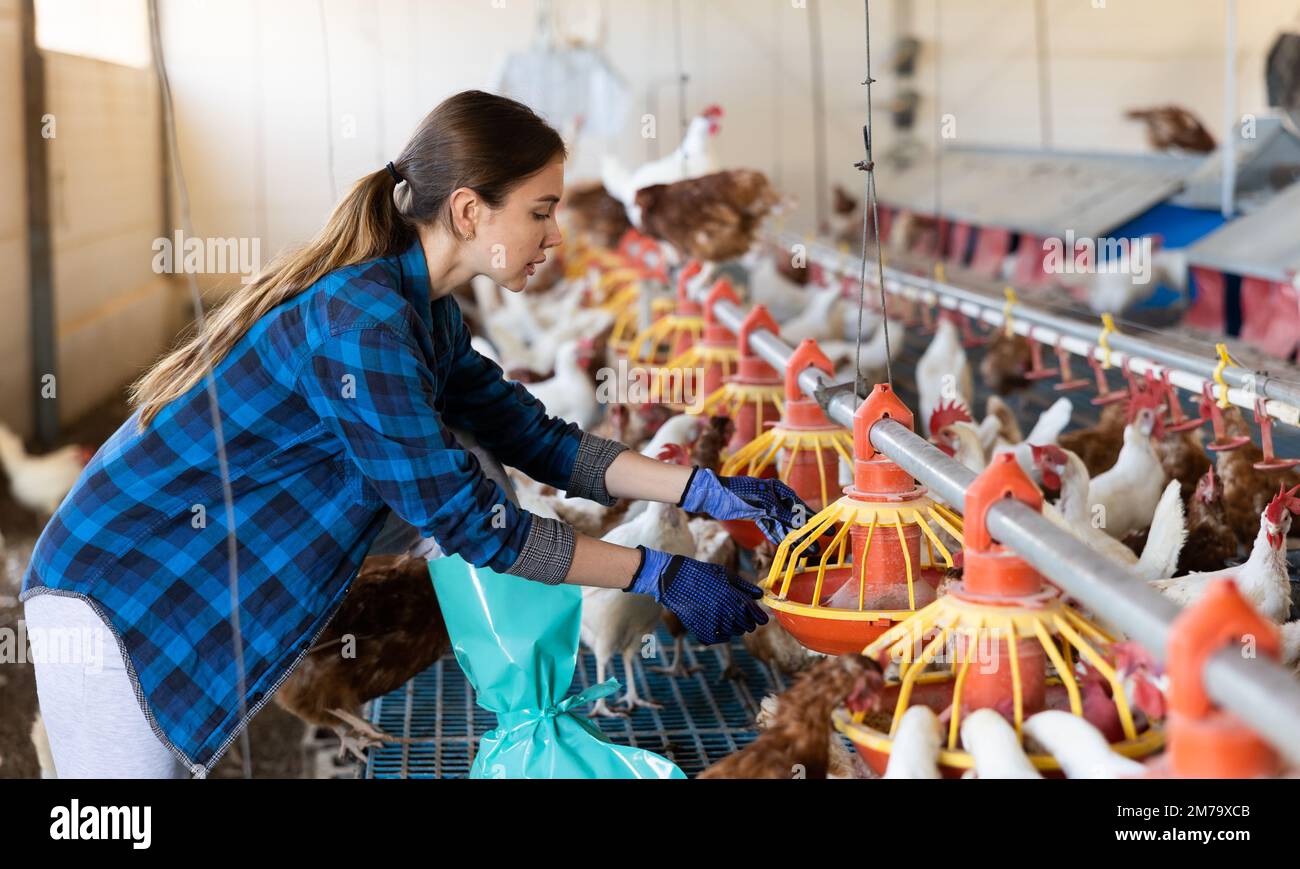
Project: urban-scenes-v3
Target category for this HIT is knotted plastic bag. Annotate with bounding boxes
[430,555,684,779]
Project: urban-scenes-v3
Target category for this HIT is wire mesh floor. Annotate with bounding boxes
[363,625,796,779]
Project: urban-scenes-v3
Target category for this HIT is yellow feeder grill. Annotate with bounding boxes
[721,338,852,513]
[833,453,1166,777]
[628,260,706,365]
[761,384,962,656]
[692,304,786,444]
[658,278,742,412]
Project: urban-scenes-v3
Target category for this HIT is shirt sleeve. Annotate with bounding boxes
[437,298,628,505]
[294,325,574,584]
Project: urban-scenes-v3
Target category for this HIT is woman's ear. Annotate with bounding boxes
[448,187,479,242]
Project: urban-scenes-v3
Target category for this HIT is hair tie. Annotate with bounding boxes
[385,161,404,184]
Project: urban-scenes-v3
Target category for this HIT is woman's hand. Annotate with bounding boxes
[678,468,815,549]
[626,546,767,645]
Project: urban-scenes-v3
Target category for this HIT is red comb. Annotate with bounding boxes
[657,442,691,466]
[1030,443,1067,467]
[928,399,972,435]
[1265,482,1293,524]
[701,104,723,120]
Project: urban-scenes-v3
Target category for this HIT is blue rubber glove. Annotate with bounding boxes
[626,546,768,645]
[678,467,816,550]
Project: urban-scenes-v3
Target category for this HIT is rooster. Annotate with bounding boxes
[635,169,781,264]
[697,654,882,779]
[579,443,697,716]
[1151,484,1299,623]
[274,554,450,761]
[0,424,93,522]
[602,105,723,227]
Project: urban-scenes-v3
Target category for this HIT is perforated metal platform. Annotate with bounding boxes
[363,625,795,778]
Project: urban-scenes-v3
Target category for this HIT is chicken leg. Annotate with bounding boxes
[587,655,629,718]
[616,648,663,712]
[648,634,701,677]
[326,708,435,761]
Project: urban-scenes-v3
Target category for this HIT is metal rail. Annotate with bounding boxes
[777,233,1300,426]
[710,295,1300,768]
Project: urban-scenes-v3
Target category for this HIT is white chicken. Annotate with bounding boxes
[915,315,973,437]
[601,105,723,228]
[992,396,1074,479]
[522,338,601,431]
[1086,400,1169,540]
[778,285,846,345]
[741,250,813,322]
[883,705,943,779]
[0,424,92,520]
[1283,620,1300,673]
[823,319,905,384]
[1022,711,1147,779]
[1151,484,1298,623]
[1033,445,1186,582]
[959,708,1042,779]
[579,447,697,717]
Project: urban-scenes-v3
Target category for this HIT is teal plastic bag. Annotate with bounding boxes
[429,555,684,779]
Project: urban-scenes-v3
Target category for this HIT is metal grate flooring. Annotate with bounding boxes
[363,625,796,779]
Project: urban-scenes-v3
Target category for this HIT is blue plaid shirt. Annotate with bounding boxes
[21,239,626,775]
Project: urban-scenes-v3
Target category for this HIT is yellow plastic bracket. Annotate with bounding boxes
[1213,343,1239,408]
[1098,313,1117,369]
[1002,286,1017,337]
[934,261,947,284]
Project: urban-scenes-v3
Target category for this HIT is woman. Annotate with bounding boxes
[20,90,807,778]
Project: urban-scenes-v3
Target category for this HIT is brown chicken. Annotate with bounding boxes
[275,555,450,760]
[635,169,781,263]
[1216,406,1300,542]
[979,331,1032,395]
[690,415,734,474]
[562,180,632,249]
[1152,424,1210,504]
[698,654,882,779]
[1177,466,1240,574]
[1057,401,1128,478]
[1125,106,1217,154]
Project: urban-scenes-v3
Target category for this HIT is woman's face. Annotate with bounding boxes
[473,157,565,292]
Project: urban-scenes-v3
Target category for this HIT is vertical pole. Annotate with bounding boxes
[808,0,829,233]
[1221,0,1238,218]
[1034,0,1053,149]
[20,0,58,446]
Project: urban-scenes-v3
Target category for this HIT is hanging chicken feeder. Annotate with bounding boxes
[657,278,741,412]
[759,384,964,656]
[833,454,1166,776]
[721,339,853,514]
[627,260,706,365]
[1146,579,1284,778]
[691,305,787,548]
